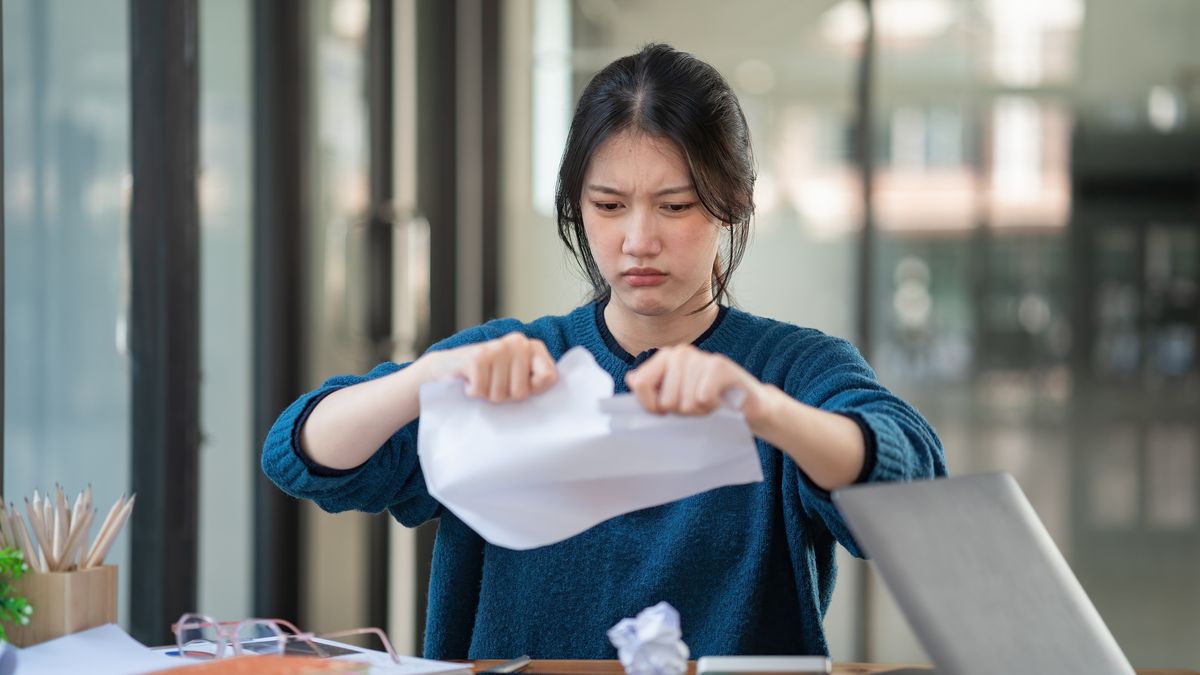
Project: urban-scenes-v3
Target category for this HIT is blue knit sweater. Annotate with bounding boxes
[261,302,946,660]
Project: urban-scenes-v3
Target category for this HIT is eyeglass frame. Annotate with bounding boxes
[172,612,401,663]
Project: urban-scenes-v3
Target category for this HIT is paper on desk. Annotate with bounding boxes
[14,623,182,675]
[418,346,764,550]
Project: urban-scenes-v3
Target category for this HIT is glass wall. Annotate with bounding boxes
[303,0,376,634]
[502,0,1200,667]
[868,0,1200,667]
[3,0,133,625]
[198,0,254,622]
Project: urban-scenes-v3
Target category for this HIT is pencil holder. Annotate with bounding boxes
[2,565,117,647]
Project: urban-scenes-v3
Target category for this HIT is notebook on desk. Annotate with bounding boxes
[832,473,1135,675]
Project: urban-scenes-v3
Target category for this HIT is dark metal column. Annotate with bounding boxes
[366,0,395,633]
[413,0,460,647]
[420,0,460,341]
[852,0,877,662]
[480,0,501,320]
[407,0,502,648]
[854,0,877,358]
[252,0,310,625]
[128,0,201,645]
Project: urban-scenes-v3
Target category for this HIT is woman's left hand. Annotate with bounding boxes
[624,344,777,427]
[627,344,867,490]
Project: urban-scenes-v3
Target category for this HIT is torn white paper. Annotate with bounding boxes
[608,601,690,675]
[418,346,764,550]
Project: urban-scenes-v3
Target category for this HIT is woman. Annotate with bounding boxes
[263,43,946,660]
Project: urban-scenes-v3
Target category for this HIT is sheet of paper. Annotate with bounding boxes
[419,346,764,550]
[15,623,184,674]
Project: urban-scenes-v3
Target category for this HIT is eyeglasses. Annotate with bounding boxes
[173,613,401,663]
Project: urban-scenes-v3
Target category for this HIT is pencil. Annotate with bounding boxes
[86,494,134,569]
[55,487,69,569]
[107,494,134,562]
[37,493,50,541]
[60,506,85,571]
[25,497,53,569]
[12,509,41,573]
[0,502,10,550]
[86,495,125,568]
[51,506,64,570]
[78,509,96,568]
[83,486,93,526]
[61,508,93,571]
[41,493,50,528]
[9,508,25,571]
[70,491,85,534]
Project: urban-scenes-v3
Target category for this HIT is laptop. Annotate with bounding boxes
[832,473,1135,675]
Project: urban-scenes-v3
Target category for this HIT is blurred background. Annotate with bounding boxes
[3,0,1199,667]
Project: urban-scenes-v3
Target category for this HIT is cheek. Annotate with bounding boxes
[673,223,721,262]
[582,221,619,269]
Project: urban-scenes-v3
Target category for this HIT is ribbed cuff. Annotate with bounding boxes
[290,386,374,475]
[290,389,365,477]
[855,410,915,483]
[795,411,878,501]
[838,411,878,484]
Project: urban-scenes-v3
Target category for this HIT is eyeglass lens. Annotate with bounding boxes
[235,620,287,655]
[177,620,225,659]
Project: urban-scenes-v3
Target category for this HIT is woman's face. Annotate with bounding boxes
[581,131,720,318]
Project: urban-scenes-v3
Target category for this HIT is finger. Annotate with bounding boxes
[509,340,532,400]
[677,355,699,414]
[529,340,558,393]
[627,354,666,414]
[657,350,686,413]
[690,367,722,415]
[465,349,489,398]
[680,359,711,415]
[488,344,512,402]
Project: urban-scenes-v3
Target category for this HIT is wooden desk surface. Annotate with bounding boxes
[472,659,1200,675]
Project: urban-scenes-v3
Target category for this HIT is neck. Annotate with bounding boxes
[603,290,720,357]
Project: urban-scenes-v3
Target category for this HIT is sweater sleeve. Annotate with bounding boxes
[781,333,948,558]
[259,323,509,527]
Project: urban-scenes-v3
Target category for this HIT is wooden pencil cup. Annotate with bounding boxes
[3,565,117,647]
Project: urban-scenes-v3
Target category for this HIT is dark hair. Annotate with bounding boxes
[555,43,755,307]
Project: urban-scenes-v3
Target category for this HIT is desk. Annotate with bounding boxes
[473,659,1200,675]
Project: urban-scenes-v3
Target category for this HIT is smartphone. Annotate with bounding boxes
[696,656,832,675]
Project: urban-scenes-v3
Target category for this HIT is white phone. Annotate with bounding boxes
[695,656,832,675]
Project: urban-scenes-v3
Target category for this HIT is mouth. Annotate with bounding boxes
[622,267,668,287]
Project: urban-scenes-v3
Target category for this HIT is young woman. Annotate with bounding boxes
[263,43,946,660]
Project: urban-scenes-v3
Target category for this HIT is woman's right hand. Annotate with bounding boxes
[299,333,558,470]
[417,333,558,402]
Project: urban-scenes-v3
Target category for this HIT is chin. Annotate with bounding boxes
[613,289,678,317]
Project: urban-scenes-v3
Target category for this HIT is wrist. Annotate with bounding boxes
[744,383,785,436]
[407,350,444,387]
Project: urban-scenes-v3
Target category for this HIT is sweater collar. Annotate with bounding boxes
[593,297,730,366]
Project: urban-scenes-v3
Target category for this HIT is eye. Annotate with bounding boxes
[662,202,696,213]
[593,202,622,212]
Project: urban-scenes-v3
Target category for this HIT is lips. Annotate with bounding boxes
[622,267,668,287]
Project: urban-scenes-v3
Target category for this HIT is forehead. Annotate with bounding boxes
[584,131,690,188]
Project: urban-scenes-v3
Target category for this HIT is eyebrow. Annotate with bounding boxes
[585,184,695,198]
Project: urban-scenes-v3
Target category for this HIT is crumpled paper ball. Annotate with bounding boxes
[607,601,690,675]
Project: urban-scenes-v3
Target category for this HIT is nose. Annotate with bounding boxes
[621,208,662,258]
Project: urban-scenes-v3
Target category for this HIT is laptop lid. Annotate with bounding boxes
[832,473,1135,675]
